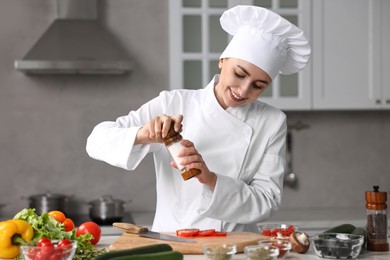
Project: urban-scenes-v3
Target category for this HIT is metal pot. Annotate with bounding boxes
[88,195,129,225]
[27,191,69,215]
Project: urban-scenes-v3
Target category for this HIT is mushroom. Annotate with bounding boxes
[289,231,310,253]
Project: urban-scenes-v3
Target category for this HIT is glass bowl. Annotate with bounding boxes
[21,240,77,260]
[202,243,237,260]
[258,224,298,239]
[311,233,364,259]
[259,238,292,258]
[245,245,279,260]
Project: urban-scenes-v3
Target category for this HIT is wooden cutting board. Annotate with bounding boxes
[109,232,268,254]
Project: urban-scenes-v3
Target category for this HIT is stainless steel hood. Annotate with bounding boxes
[14,0,133,75]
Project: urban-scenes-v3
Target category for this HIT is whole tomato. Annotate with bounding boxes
[76,221,101,245]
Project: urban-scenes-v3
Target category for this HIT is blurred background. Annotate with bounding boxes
[0,0,389,226]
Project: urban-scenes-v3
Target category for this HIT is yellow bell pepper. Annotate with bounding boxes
[0,219,34,259]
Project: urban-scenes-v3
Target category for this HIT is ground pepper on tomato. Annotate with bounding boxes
[0,220,33,259]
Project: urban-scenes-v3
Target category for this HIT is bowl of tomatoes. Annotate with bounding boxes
[21,238,77,260]
[258,224,298,238]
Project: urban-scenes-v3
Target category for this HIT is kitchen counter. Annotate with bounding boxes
[98,207,390,259]
[99,235,390,259]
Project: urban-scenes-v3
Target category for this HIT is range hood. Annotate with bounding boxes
[14,0,133,75]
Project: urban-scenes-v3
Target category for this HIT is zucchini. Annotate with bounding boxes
[109,251,183,260]
[323,223,356,234]
[94,244,173,260]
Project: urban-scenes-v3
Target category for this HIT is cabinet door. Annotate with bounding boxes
[312,0,383,109]
[382,0,390,108]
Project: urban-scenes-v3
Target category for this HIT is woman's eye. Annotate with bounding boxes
[235,72,245,78]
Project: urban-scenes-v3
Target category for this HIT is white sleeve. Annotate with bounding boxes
[86,93,169,170]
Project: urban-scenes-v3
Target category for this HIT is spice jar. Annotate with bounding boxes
[163,123,201,181]
[365,185,389,251]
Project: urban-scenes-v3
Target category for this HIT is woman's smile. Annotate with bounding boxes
[229,88,247,102]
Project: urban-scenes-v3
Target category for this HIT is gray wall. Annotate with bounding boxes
[0,0,389,218]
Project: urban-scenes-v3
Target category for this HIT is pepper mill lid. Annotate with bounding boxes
[365,185,387,210]
[163,122,181,146]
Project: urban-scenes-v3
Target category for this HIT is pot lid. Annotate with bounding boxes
[29,191,68,199]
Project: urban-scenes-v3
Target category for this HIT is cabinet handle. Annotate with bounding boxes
[376,99,381,104]
[387,100,390,104]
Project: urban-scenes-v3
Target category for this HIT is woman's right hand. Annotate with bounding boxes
[135,114,183,144]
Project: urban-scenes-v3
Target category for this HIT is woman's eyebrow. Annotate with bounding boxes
[237,64,269,85]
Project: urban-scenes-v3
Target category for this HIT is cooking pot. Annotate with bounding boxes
[26,191,69,215]
[88,195,130,225]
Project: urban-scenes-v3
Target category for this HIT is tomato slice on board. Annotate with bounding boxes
[213,231,227,236]
[198,229,216,236]
[176,228,200,237]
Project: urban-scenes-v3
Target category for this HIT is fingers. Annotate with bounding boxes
[172,114,183,132]
[144,114,183,140]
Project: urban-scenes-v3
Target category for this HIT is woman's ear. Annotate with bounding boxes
[218,59,223,69]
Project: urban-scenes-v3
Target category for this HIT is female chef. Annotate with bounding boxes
[86,5,311,232]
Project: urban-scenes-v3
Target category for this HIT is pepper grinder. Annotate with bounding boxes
[365,185,389,251]
[163,122,201,181]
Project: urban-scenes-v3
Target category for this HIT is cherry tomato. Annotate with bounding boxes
[48,210,66,223]
[37,237,51,247]
[27,247,39,259]
[58,239,72,250]
[198,229,216,236]
[262,229,272,236]
[176,228,200,237]
[40,241,54,256]
[287,225,295,236]
[63,218,75,232]
[48,251,62,260]
[76,221,101,245]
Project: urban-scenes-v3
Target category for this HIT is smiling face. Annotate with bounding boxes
[214,58,272,110]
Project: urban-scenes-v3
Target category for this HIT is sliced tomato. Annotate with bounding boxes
[213,231,227,236]
[176,228,200,237]
[198,229,216,236]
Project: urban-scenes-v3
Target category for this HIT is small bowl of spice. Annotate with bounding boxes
[244,245,279,260]
[259,238,292,258]
[202,243,237,260]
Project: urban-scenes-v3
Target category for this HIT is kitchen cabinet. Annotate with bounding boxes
[169,0,390,110]
[312,0,390,110]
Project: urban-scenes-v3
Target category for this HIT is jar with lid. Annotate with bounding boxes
[163,123,201,180]
[365,185,389,251]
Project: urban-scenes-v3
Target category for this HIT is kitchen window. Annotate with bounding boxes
[169,0,312,110]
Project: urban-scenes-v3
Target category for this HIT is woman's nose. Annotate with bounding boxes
[238,82,251,96]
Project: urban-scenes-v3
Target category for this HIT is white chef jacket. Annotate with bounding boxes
[86,75,286,233]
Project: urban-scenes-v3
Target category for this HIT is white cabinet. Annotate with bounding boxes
[312,0,390,110]
[169,0,390,110]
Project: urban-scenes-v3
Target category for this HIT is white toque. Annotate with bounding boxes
[220,5,311,80]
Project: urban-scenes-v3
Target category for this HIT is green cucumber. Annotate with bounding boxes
[94,244,173,260]
[323,223,356,234]
[351,227,367,243]
[109,251,183,260]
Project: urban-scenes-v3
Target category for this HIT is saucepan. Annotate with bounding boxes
[88,195,131,225]
[24,191,70,215]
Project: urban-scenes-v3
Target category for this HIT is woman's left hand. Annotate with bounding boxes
[171,139,217,190]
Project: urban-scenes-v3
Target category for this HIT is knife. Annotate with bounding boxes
[112,222,196,244]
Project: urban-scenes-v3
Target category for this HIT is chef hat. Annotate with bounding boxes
[220,5,311,80]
